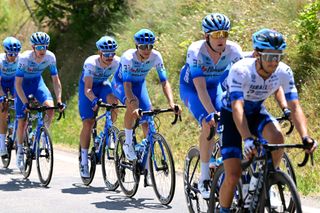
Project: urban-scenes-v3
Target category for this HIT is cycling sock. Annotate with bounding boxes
[17,143,23,154]
[200,162,210,181]
[219,207,231,213]
[125,129,133,145]
[0,134,5,149]
[81,148,88,165]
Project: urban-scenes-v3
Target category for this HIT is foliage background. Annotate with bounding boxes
[1,0,319,195]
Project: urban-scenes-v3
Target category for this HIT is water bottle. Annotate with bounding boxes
[94,134,101,150]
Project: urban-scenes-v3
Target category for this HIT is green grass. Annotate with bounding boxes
[2,0,319,195]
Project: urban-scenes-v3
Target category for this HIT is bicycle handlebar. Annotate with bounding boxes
[252,138,315,167]
[28,105,65,121]
[138,105,182,125]
[207,114,220,141]
[276,116,294,135]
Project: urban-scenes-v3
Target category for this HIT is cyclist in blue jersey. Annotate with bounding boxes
[78,36,120,178]
[0,37,21,156]
[15,32,65,170]
[179,13,243,199]
[218,29,318,213]
[112,28,181,161]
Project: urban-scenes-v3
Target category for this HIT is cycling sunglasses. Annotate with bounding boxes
[137,44,154,50]
[34,45,48,51]
[209,30,229,39]
[258,52,285,62]
[102,52,116,58]
[6,52,18,57]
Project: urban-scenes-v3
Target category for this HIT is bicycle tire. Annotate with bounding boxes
[183,146,209,213]
[36,127,54,186]
[280,152,296,185]
[149,133,175,205]
[1,136,13,168]
[22,132,32,179]
[78,145,97,186]
[101,125,119,191]
[114,130,139,197]
[257,170,302,213]
[208,164,243,213]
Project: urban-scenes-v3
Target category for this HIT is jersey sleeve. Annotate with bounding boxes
[16,57,28,77]
[280,66,299,101]
[83,62,95,78]
[121,56,133,82]
[154,53,167,82]
[48,54,58,76]
[186,48,204,79]
[228,65,247,102]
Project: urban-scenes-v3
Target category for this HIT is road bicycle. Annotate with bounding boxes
[21,95,65,186]
[1,95,17,168]
[114,106,181,205]
[183,115,296,213]
[208,137,315,212]
[78,100,126,188]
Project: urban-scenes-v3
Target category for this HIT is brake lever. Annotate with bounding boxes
[207,126,215,141]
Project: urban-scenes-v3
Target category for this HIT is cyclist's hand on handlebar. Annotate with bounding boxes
[91,97,99,111]
[244,137,257,159]
[22,103,30,113]
[57,102,67,112]
[205,112,219,127]
[171,104,182,115]
[132,108,141,119]
[282,107,291,119]
[302,136,318,154]
[0,95,6,103]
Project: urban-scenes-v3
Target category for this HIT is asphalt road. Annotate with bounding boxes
[0,148,319,213]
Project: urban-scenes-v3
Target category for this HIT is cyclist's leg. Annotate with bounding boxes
[15,96,28,168]
[219,108,243,210]
[79,81,96,167]
[34,77,54,129]
[259,113,284,168]
[0,83,9,155]
[100,82,118,122]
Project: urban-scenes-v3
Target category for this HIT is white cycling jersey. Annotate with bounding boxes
[222,58,298,114]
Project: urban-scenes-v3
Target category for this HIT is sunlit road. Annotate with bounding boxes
[0,148,319,212]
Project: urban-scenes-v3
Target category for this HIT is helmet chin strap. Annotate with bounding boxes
[257,56,271,78]
[206,39,223,55]
[136,46,146,61]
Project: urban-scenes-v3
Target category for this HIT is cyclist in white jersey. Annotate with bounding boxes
[78,36,120,178]
[218,29,318,213]
[0,37,21,156]
[111,29,181,161]
[15,32,65,170]
[179,13,243,198]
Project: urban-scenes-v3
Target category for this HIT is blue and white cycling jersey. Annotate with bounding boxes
[80,55,120,85]
[0,53,19,81]
[16,50,58,79]
[114,49,167,83]
[180,40,243,89]
[222,58,299,114]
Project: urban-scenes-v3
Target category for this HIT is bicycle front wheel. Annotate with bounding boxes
[78,145,97,186]
[208,165,243,213]
[149,133,175,205]
[114,130,139,197]
[258,170,302,213]
[36,127,54,186]
[22,132,32,179]
[101,125,119,191]
[1,136,13,168]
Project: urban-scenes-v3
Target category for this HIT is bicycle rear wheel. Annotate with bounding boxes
[1,136,13,168]
[183,146,209,213]
[208,165,243,213]
[114,130,139,197]
[36,127,54,186]
[149,133,175,205]
[258,171,302,213]
[78,145,97,186]
[101,125,119,190]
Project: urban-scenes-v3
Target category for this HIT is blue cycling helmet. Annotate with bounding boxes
[134,29,155,44]
[3,37,21,53]
[252,29,286,51]
[202,13,231,33]
[96,36,118,51]
[30,32,50,45]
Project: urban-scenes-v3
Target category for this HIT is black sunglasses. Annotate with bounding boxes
[137,44,154,50]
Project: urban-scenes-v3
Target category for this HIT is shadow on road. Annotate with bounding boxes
[0,177,42,191]
[61,183,114,194]
[0,168,15,175]
[93,194,172,211]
